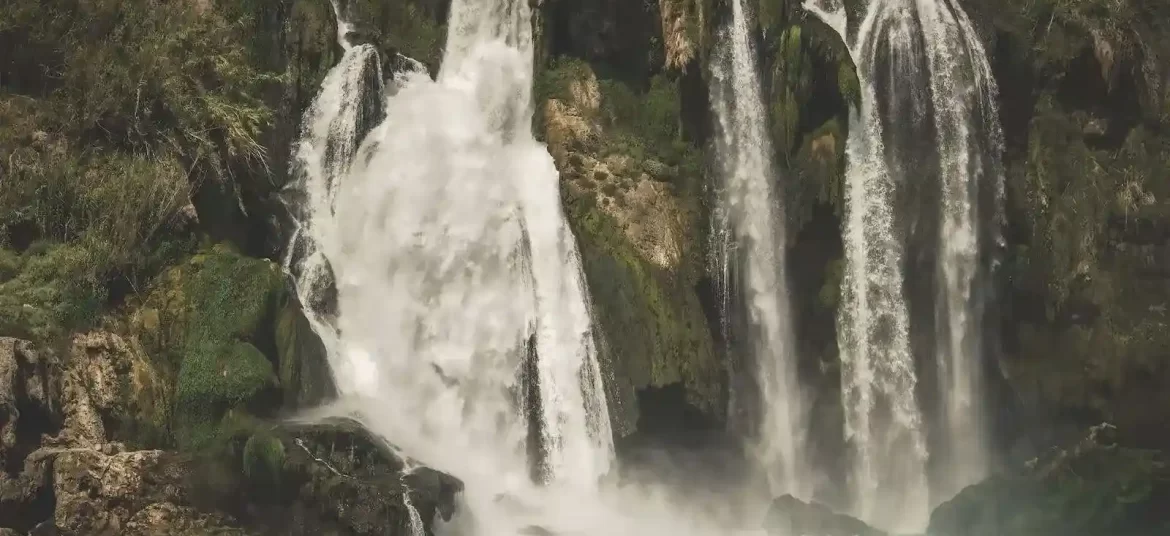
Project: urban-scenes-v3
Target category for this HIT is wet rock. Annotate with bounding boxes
[763,495,885,536]
[240,418,463,535]
[274,296,336,410]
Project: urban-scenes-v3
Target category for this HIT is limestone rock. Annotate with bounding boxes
[0,338,60,474]
[123,503,247,536]
[49,448,191,535]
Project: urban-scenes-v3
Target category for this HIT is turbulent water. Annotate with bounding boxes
[808,0,1004,530]
[287,0,616,529]
[710,0,807,498]
[283,1,769,535]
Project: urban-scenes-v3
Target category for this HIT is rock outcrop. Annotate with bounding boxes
[0,311,460,535]
[763,494,885,536]
[929,424,1170,536]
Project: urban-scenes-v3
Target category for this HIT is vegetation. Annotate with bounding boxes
[148,247,285,450]
[243,430,287,488]
[565,192,722,419]
[538,56,704,186]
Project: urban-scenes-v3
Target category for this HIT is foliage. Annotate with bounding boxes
[0,0,281,336]
[0,243,107,340]
[1,0,277,163]
[763,14,855,234]
[537,56,705,188]
[597,75,703,180]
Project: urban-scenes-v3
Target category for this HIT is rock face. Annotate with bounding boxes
[0,338,59,476]
[952,0,1170,454]
[539,56,722,437]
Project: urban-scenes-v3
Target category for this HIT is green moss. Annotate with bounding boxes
[144,246,286,450]
[565,191,721,425]
[243,430,287,487]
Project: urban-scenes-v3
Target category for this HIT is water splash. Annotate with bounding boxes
[710,0,808,498]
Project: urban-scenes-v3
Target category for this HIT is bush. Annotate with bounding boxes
[0,243,106,340]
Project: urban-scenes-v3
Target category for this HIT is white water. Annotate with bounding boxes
[837,1,930,530]
[917,0,1004,505]
[710,0,808,498]
[808,0,1004,530]
[284,1,773,535]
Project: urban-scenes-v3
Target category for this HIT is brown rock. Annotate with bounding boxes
[0,338,60,473]
[49,448,190,535]
[123,503,247,535]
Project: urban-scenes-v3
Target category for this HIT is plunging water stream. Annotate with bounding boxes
[807,0,1004,530]
[709,0,808,499]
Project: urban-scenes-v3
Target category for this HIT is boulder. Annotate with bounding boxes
[239,417,463,535]
[763,495,885,536]
[928,424,1170,536]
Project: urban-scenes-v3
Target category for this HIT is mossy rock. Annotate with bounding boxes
[140,244,285,451]
[929,426,1170,536]
[242,430,286,488]
[234,418,464,535]
[565,192,721,436]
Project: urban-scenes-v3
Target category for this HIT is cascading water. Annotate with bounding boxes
[916,0,1005,504]
[836,0,931,529]
[284,0,623,532]
[710,0,807,498]
[806,0,1005,530]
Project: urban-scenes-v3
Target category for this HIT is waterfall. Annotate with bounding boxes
[916,0,1005,504]
[808,0,1004,530]
[284,0,622,532]
[710,0,807,497]
[837,0,930,529]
